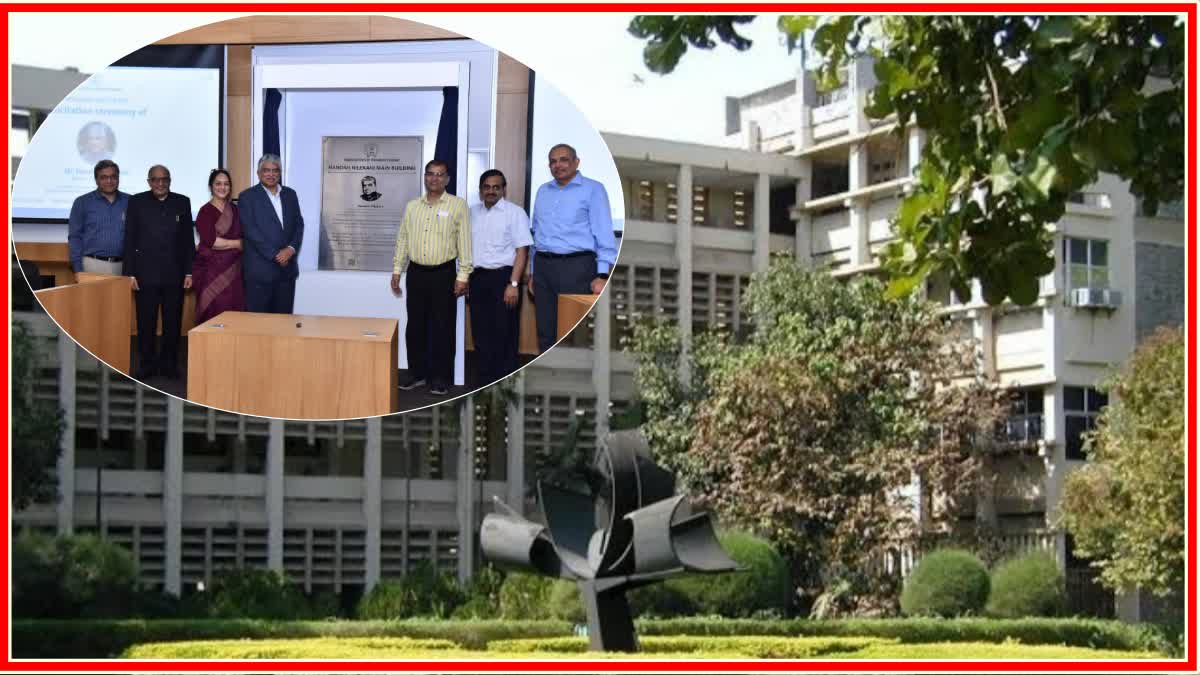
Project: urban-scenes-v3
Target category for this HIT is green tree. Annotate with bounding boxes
[629,15,1185,304]
[626,256,1005,605]
[1060,327,1185,599]
[11,321,64,510]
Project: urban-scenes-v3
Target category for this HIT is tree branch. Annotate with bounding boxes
[985,60,1007,130]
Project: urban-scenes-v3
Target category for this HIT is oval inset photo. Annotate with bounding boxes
[12,14,624,420]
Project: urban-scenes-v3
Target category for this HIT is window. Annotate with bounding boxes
[869,157,897,185]
[634,180,654,220]
[692,186,709,226]
[665,184,708,226]
[11,111,31,158]
[812,161,850,200]
[1064,386,1107,460]
[732,190,751,228]
[999,388,1043,445]
[1064,238,1109,290]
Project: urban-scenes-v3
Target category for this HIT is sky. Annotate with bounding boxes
[9,12,803,146]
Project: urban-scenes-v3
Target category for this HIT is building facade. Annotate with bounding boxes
[13,56,1184,619]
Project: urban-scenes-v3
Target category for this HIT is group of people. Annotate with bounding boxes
[69,155,302,380]
[65,142,618,394]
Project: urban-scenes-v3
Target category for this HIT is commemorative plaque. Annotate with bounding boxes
[318,136,423,271]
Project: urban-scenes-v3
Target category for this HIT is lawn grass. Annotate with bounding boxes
[121,635,1167,660]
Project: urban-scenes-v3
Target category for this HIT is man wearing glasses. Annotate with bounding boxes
[468,169,532,385]
[390,160,473,396]
[528,143,618,353]
[68,159,129,275]
[239,154,305,314]
[123,165,194,380]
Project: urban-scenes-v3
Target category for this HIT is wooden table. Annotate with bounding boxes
[557,294,600,340]
[187,312,399,419]
[34,276,133,374]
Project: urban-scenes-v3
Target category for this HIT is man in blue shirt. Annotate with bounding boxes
[67,160,130,275]
[528,143,619,353]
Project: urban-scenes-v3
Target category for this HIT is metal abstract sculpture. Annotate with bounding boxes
[480,431,740,652]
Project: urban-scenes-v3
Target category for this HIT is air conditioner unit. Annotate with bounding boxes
[1070,287,1122,309]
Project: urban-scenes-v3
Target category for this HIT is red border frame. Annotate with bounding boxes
[4,4,1196,672]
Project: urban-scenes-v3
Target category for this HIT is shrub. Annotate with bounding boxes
[987,551,1066,618]
[60,534,140,618]
[451,565,504,619]
[13,532,138,619]
[12,531,63,618]
[122,636,460,658]
[487,635,891,657]
[308,590,342,619]
[497,572,557,619]
[664,531,789,617]
[547,578,585,623]
[629,581,696,618]
[900,548,989,617]
[356,562,464,619]
[12,616,1159,659]
[208,568,309,620]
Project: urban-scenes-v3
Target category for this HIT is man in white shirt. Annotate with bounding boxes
[469,169,532,384]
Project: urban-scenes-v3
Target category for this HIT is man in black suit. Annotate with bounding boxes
[239,154,304,313]
[123,164,195,380]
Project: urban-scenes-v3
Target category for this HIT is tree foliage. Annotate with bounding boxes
[630,15,1185,304]
[12,321,64,511]
[626,256,1004,599]
[1060,327,1185,598]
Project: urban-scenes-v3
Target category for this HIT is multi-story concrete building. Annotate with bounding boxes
[10,65,90,177]
[13,56,1183,620]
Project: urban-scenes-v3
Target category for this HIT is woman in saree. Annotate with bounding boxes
[193,168,245,324]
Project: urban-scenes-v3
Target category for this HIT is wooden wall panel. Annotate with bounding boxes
[226,95,252,192]
[156,16,254,44]
[251,15,372,43]
[497,54,528,94]
[369,16,462,41]
[157,15,460,45]
[227,45,252,96]
[495,92,530,210]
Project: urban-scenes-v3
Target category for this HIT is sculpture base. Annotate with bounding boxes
[579,579,637,652]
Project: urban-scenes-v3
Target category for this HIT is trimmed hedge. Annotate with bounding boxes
[123,637,458,659]
[121,635,1161,659]
[900,549,990,617]
[636,617,1163,652]
[13,616,1164,658]
[987,551,1067,618]
[11,619,572,658]
[489,635,891,658]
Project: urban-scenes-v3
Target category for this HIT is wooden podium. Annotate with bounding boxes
[187,312,399,419]
[33,276,133,374]
[557,294,600,340]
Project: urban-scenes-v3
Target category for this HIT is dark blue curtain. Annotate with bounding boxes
[263,88,282,157]
[433,86,459,195]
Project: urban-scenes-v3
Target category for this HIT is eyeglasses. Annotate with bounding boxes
[481,184,505,191]
[424,172,447,178]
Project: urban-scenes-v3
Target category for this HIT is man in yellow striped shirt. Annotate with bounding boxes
[390,159,472,396]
